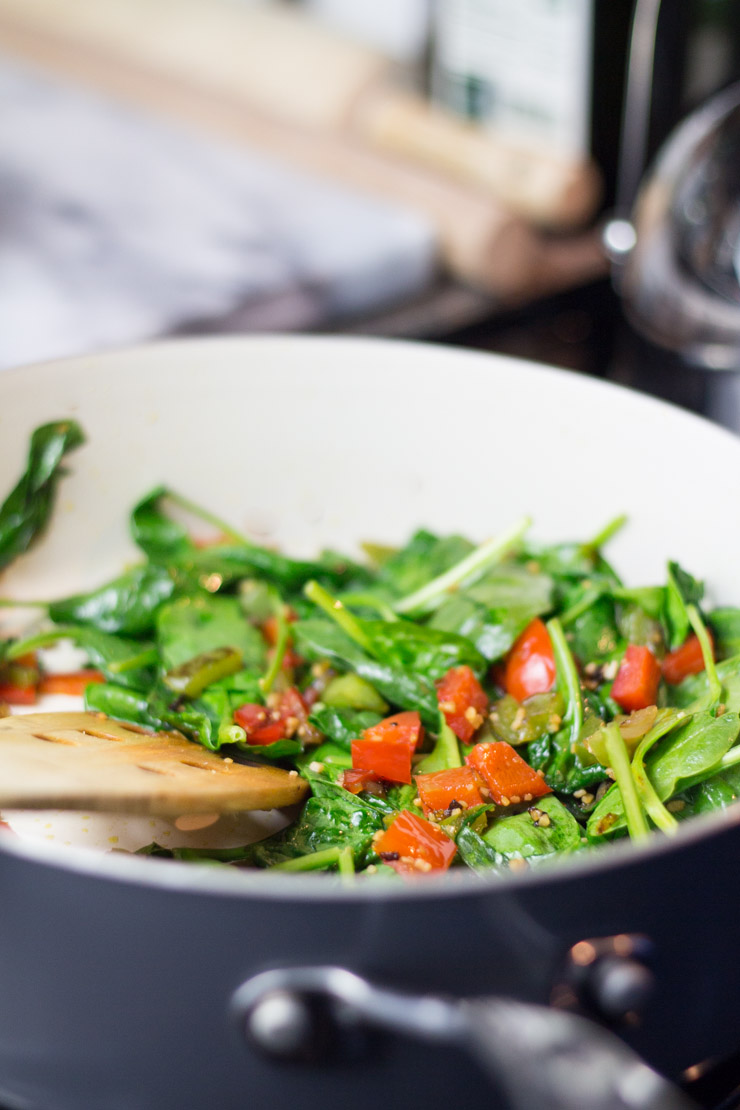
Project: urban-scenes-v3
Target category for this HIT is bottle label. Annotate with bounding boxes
[434,0,593,159]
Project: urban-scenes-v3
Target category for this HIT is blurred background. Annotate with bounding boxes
[1,0,740,425]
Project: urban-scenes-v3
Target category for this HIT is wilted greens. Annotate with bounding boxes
[2,423,740,880]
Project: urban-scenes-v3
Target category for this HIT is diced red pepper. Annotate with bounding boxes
[662,633,713,686]
[38,671,105,696]
[234,686,310,745]
[611,645,661,712]
[0,683,37,705]
[466,741,551,804]
[351,710,422,785]
[504,619,556,702]
[375,809,457,876]
[341,768,381,795]
[436,665,488,743]
[234,702,286,744]
[414,766,486,816]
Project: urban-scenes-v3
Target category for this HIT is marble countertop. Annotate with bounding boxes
[0,56,437,370]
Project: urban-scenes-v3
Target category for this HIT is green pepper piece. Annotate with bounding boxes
[490,691,565,746]
[163,646,243,698]
[322,673,389,714]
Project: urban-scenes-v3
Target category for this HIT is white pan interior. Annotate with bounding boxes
[0,335,738,857]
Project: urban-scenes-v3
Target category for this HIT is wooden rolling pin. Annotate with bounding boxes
[0,712,309,815]
[0,4,607,300]
[0,0,600,229]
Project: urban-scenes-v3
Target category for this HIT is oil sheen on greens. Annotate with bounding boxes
[2,424,740,880]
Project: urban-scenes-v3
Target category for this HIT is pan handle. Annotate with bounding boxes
[234,966,697,1110]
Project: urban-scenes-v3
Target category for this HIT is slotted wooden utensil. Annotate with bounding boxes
[0,712,309,816]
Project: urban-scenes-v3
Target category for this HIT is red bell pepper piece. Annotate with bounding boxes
[414,766,486,816]
[504,619,556,702]
[466,741,551,804]
[38,671,105,696]
[375,809,457,875]
[611,645,661,712]
[351,710,422,784]
[436,665,488,742]
[0,683,37,705]
[341,768,381,795]
[233,702,285,744]
[0,652,40,704]
[234,686,309,745]
[662,632,713,686]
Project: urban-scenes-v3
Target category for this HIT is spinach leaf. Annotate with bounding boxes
[249,783,386,868]
[393,519,532,617]
[650,711,740,799]
[175,667,295,755]
[295,741,352,774]
[156,595,266,670]
[7,625,155,690]
[0,420,84,573]
[174,543,367,594]
[144,679,264,753]
[669,654,740,713]
[294,619,439,728]
[478,796,582,867]
[130,487,195,561]
[689,764,740,814]
[616,600,664,649]
[519,540,620,594]
[378,530,473,598]
[455,823,500,872]
[709,609,740,660]
[613,586,666,622]
[430,597,538,663]
[307,705,383,748]
[84,682,155,727]
[587,710,740,840]
[564,594,621,664]
[664,561,704,650]
[48,562,176,636]
[361,618,486,682]
[465,564,554,611]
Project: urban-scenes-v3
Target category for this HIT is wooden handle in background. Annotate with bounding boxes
[0,1,608,300]
[0,0,601,229]
[357,89,602,230]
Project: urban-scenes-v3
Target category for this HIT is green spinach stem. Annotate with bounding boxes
[630,713,683,833]
[604,722,649,840]
[394,516,531,617]
[585,514,628,552]
[259,593,290,695]
[269,847,344,872]
[687,603,722,707]
[163,490,249,547]
[303,580,374,654]
[546,617,583,772]
[108,648,159,674]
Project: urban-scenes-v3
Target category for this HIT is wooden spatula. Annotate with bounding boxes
[0,712,309,816]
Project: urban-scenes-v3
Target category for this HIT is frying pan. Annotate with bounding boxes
[0,335,738,1110]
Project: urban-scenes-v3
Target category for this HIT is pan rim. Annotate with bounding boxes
[2,332,739,904]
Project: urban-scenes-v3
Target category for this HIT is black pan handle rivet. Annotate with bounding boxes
[588,956,655,1022]
[245,989,313,1060]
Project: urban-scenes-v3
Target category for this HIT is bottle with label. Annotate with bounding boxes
[431,0,740,211]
